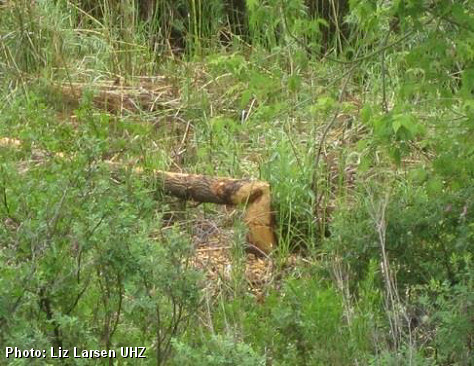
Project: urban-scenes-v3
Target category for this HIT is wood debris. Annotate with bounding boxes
[53,77,179,114]
[0,137,22,147]
[190,235,274,299]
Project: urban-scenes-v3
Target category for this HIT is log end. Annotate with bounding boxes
[243,183,277,254]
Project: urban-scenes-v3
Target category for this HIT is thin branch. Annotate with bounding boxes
[312,55,360,204]
[381,25,393,113]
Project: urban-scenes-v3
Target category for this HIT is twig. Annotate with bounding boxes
[196,246,232,252]
[312,54,359,204]
[381,22,396,113]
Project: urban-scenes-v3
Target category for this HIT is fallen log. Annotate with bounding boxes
[134,168,276,254]
[53,79,179,114]
[2,134,277,253]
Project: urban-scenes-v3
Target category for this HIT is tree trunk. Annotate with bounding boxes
[138,169,276,254]
[156,170,276,254]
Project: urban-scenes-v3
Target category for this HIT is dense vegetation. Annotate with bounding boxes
[1,0,473,364]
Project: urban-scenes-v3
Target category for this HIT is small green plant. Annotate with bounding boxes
[172,335,265,366]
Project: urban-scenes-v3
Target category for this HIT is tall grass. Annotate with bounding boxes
[1,1,473,364]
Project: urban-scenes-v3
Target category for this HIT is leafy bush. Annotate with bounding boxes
[172,335,265,366]
[2,0,474,364]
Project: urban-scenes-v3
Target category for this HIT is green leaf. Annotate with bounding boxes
[361,104,373,124]
[240,89,253,109]
[392,113,423,140]
[392,118,402,134]
[288,74,301,93]
[460,69,474,100]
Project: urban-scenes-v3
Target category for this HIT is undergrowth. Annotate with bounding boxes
[1,1,473,365]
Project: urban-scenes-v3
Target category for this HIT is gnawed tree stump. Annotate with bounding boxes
[131,168,276,254]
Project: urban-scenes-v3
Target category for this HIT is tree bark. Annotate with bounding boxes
[144,169,276,254]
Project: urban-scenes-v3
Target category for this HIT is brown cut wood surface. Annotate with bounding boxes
[148,170,276,254]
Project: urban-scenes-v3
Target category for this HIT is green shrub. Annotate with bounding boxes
[172,335,265,366]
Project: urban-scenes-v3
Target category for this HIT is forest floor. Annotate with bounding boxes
[2,3,473,364]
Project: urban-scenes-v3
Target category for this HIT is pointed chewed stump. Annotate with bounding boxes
[132,169,276,254]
